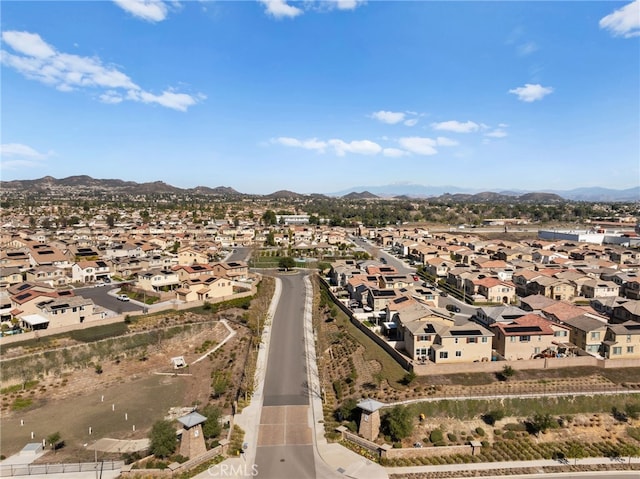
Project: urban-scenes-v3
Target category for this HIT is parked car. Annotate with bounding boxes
[116,294,130,302]
[412,275,419,281]
[446,304,460,313]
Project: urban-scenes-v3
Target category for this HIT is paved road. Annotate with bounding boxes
[75,285,140,313]
[254,271,316,478]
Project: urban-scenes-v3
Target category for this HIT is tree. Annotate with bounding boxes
[567,442,585,465]
[619,442,640,467]
[47,432,62,452]
[529,413,555,435]
[336,398,358,422]
[483,409,505,426]
[383,406,413,442]
[278,257,296,271]
[149,420,177,458]
[201,405,222,440]
[500,365,516,381]
[261,210,277,225]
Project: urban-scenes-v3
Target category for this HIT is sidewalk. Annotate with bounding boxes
[385,456,639,476]
[301,275,388,479]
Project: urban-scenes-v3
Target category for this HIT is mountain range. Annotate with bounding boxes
[1,176,638,202]
[331,184,640,202]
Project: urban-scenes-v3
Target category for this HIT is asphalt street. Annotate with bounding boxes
[254,271,316,478]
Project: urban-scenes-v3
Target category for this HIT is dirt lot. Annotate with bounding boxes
[0,315,251,462]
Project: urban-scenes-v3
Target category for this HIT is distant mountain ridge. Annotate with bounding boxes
[332,183,640,202]
[1,176,637,202]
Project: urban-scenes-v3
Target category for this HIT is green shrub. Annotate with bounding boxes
[447,433,457,442]
[475,427,485,436]
[430,429,444,443]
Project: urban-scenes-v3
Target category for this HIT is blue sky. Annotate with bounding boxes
[1,1,639,195]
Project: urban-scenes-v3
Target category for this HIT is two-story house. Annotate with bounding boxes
[175,276,234,303]
[71,260,112,284]
[491,314,572,360]
[601,322,640,359]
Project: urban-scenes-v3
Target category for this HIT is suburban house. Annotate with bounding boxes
[491,314,572,360]
[71,260,112,284]
[175,276,234,303]
[172,263,217,282]
[177,247,209,266]
[601,322,640,359]
[473,304,528,327]
[580,279,620,299]
[402,315,493,364]
[473,277,517,303]
[0,267,24,288]
[136,269,181,292]
[21,295,106,330]
[527,276,576,301]
[210,261,249,281]
[612,300,640,324]
[25,266,69,287]
[27,243,70,268]
[559,313,608,356]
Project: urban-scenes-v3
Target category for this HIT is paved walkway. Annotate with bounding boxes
[385,456,639,476]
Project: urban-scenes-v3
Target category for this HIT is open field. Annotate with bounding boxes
[0,374,186,460]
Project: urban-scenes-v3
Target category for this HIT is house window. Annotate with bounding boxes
[439,351,448,359]
[534,347,541,354]
[627,335,632,342]
[510,336,516,342]
[627,346,634,354]
[467,337,477,344]
[455,351,462,357]
[555,330,568,337]
[520,335,530,342]
[482,337,488,343]
[613,346,622,355]
[590,331,601,340]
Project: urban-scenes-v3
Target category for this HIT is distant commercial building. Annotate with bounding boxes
[538,228,638,246]
[275,214,310,225]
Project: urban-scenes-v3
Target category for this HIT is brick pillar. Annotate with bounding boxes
[358,409,380,441]
[179,424,207,459]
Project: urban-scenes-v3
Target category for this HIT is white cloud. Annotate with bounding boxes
[371,110,405,124]
[328,139,382,156]
[431,120,479,133]
[113,0,169,22]
[517,41,538,56]
[259,0,303,19]
[398,137,438,156]
[273,136,381,156]
[1,31,55,58]
[272,137,326,152]
[0,143,52,171]
[1,30,203,111]
[403,118,418,127]
[382,148,407,158]
[485,129,508,138]
[509,83,553,102]
[0,143,50,159]
[332,0,365,10]
[600,0,640,38]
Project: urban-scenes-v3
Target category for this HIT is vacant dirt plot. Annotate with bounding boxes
[0,317,250,462]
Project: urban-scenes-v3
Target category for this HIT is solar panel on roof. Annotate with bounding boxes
[423,324,436,334]
[624,324,640,331]
[504,325,543,333]
[395,297,409,304]
[16,293,31,301]
[451,329,483,336]
[17,283,30,291]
